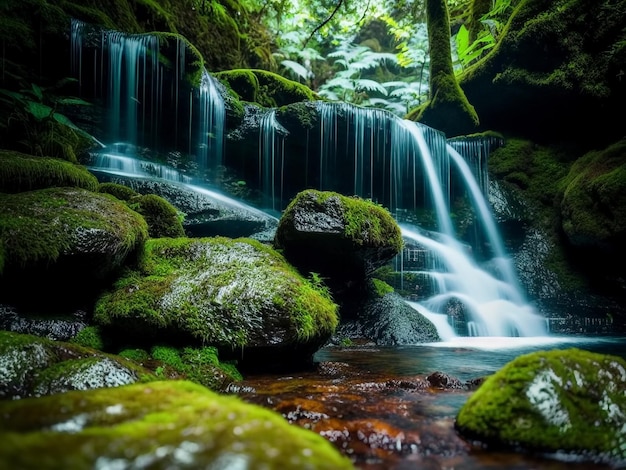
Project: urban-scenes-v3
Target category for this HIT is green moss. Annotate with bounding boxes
[117,348,149,362]
[371,278,394,297]
[131,194,186,238]
[0,380,354,469]
[98,182,138,202]
[558,139,626,247]
[70,326,104,350]
[0,150,99,193]
[0,187,148,275]
[456,348,626,464]
[283,190,403,252]
[215,69,317,107]
[408,0,479,136]
[94,237,338,349]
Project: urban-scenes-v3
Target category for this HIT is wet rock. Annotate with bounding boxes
[94,237,339,371]
[0,380,353,469]
[456,348,626,466]
[427,371,463,389]
[0,331,155,399]
[0,187,148,311]
[359,292,440,345]
[0,305,87,341]
[274,190,403,280]
[93,173,278,239]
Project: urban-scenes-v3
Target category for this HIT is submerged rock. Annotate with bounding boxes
[0,380,354,469]
[455,348,626,466]
[94,237,339,371]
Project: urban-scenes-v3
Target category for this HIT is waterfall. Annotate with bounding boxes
[70,21,545,339]
[259,110,287,211]
[70,19,225,173]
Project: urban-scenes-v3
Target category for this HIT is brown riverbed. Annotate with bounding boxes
[230,341,624,469]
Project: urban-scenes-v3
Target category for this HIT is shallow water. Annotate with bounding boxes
[235,335,626,470]
[314,335,626,382]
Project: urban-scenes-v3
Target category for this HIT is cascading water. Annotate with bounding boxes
[70,19,225,173]
[70,21,545,339]
[258,104,547,339]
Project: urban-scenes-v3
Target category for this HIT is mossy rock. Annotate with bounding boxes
[215,69,317,108]
[0,187,148,310]
[274,190,403,279]
[94,237,338,369]
[559,139,626,252]
[0,330,156,399]
[0,380,354,469]
[131,193,186,238]
[0,150,99,193]
[458,0,626,143]
[98,182,139,201]
[456,348,626,465]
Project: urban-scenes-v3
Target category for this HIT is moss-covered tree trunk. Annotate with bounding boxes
[407,0,479,137]
[468,0,492,43]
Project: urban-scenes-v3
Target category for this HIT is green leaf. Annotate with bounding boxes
[355,79,388,95]
[57,98,92,106]
[456,24,470,57]
[26,101,53,120]
[30,83,44,101]
[281,60,311,80]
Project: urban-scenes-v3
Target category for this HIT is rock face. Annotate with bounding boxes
[0,187,148,311]
[0,331,155,399]
[274,190,403,280]
[0,380,354,470]
[93,173,278,239]
[455,348,626,466]
[94,237,339,370]
[336,292,440,345]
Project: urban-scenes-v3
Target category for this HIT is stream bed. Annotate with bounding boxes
[232,336,626,469]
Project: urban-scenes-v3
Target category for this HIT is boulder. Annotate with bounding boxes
[0,187,148,311]
[0,331,155,399]
[0,150,99,194]
[94,237,339,371]
[456,348,626,466]
[0,380,354,469]
[274,190,403,280]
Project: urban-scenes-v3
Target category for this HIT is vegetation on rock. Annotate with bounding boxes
[0,150,99,193]
[0,330,156,399]
[275,190,403,278]
[215,69,318,107]
[0,380,354,469]
[456,348,626,465]
[94,237,339,353]
[131,193,186,239]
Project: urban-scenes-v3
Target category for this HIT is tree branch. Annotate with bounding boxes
[302,0,344,49]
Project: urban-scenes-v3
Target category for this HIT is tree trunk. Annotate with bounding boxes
[407,0,479,137]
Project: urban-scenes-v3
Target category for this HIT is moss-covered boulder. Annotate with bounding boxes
[0,150,99,193]
[459,0,626,144]
[0,187,148,310]
[0,380,354,469]
[131,193,186,238]
[94,237,339,370]
[456,348,626,465]
[274,190,403,280]
[215,69,318,108]
[559,139,626,253]
[0,331,156,399]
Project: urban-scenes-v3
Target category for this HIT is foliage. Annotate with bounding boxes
[0,79,96,162]
[0,150,99,194]
[70,326,104,350]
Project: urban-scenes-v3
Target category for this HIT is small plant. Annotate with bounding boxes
[0,79,96,162]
